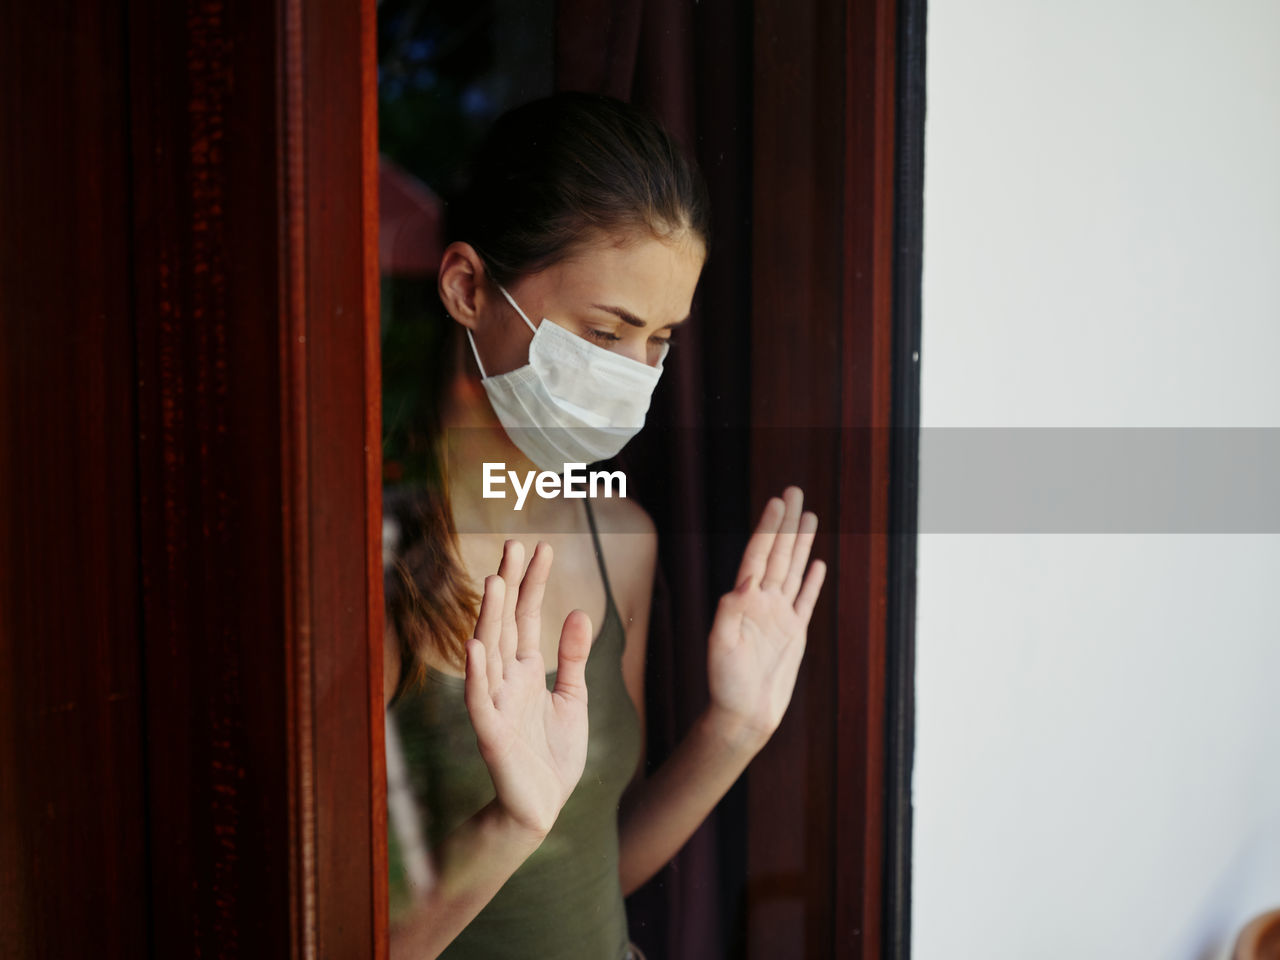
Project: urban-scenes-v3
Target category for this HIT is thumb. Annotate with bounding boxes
[714,584,747,644]
[550,609,592,706]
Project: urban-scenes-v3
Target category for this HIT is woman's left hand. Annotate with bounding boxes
[706,486,827,749]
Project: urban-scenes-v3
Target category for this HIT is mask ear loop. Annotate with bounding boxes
[496,283,540,335]
[463,284,540,380]
[464,328,489,380]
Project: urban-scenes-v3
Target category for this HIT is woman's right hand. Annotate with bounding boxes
[464,540,593,840]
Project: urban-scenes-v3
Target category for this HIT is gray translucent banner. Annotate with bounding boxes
[918,427,1280,533]
[392,426,1280,534]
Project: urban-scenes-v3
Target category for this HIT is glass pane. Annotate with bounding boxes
[376,0,557,934]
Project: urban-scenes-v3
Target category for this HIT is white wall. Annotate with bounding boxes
[915,2,1280,958]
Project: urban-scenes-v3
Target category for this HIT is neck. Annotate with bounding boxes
[438,372,561,534]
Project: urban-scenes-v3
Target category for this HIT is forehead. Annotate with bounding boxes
[542,233,705,321]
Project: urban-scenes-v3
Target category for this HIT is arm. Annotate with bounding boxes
[389,800,547,958]
[616,488,826,896]
[386,541,595,959]
[617,703,765,896]
[613,518,763,896]
[387,630,543,957]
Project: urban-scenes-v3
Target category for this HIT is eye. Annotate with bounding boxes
[587,328,622,343]
[650,334,674,347]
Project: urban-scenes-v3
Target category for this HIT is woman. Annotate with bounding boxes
[385,92,826,959]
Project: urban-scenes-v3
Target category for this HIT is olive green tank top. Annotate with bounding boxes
[388,499,642,959]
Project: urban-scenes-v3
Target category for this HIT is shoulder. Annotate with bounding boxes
[589,495,657,624]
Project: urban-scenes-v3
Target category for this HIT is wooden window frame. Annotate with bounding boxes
[3,1,386,956]
[2,0,922,955]
[129,0,386,955]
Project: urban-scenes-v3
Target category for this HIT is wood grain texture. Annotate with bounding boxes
[3,2,382,955]
[837,0,898,955]
[292,0,387,956]
[128,0,384,955]
[0,2,150,956]
[129,0,295,953]
[362,0,392,955]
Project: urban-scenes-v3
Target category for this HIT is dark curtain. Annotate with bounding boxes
[555,3,755,957]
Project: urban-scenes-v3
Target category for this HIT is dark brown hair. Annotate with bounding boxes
[451,91,710,283]
[386,91,710,708]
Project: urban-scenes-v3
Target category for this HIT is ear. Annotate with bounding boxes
[437,242,490,330]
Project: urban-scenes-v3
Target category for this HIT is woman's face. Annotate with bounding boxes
[464,230,706,378]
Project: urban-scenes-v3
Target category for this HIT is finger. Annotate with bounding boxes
[793,559,828,625]
[761,487,804,589]
[475,574,506,693]
[550,609,593,707]
[463,638,498,743]
[515,542,553,659]
[735,496,785,586]
[497,540,524,665]
[781,511,818,600]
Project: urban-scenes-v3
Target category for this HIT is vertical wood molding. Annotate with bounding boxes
[127,1,383,955]
[361,2,391,955]
[3,2,381,955]
[290,0,386,956]
[281,0,318,953]
[130,2,293,952]
[837,0,899,955]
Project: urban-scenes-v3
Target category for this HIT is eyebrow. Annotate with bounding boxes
[590,303,690,329]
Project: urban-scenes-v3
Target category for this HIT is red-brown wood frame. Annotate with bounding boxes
[2,3,149,955]
[4,0,904,955]
[749,0,898,956]
[2,1,385,956]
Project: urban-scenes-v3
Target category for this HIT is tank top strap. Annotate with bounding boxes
[582,497,618,620]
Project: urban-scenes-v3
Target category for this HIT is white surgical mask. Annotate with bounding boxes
[464,283,667,473]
